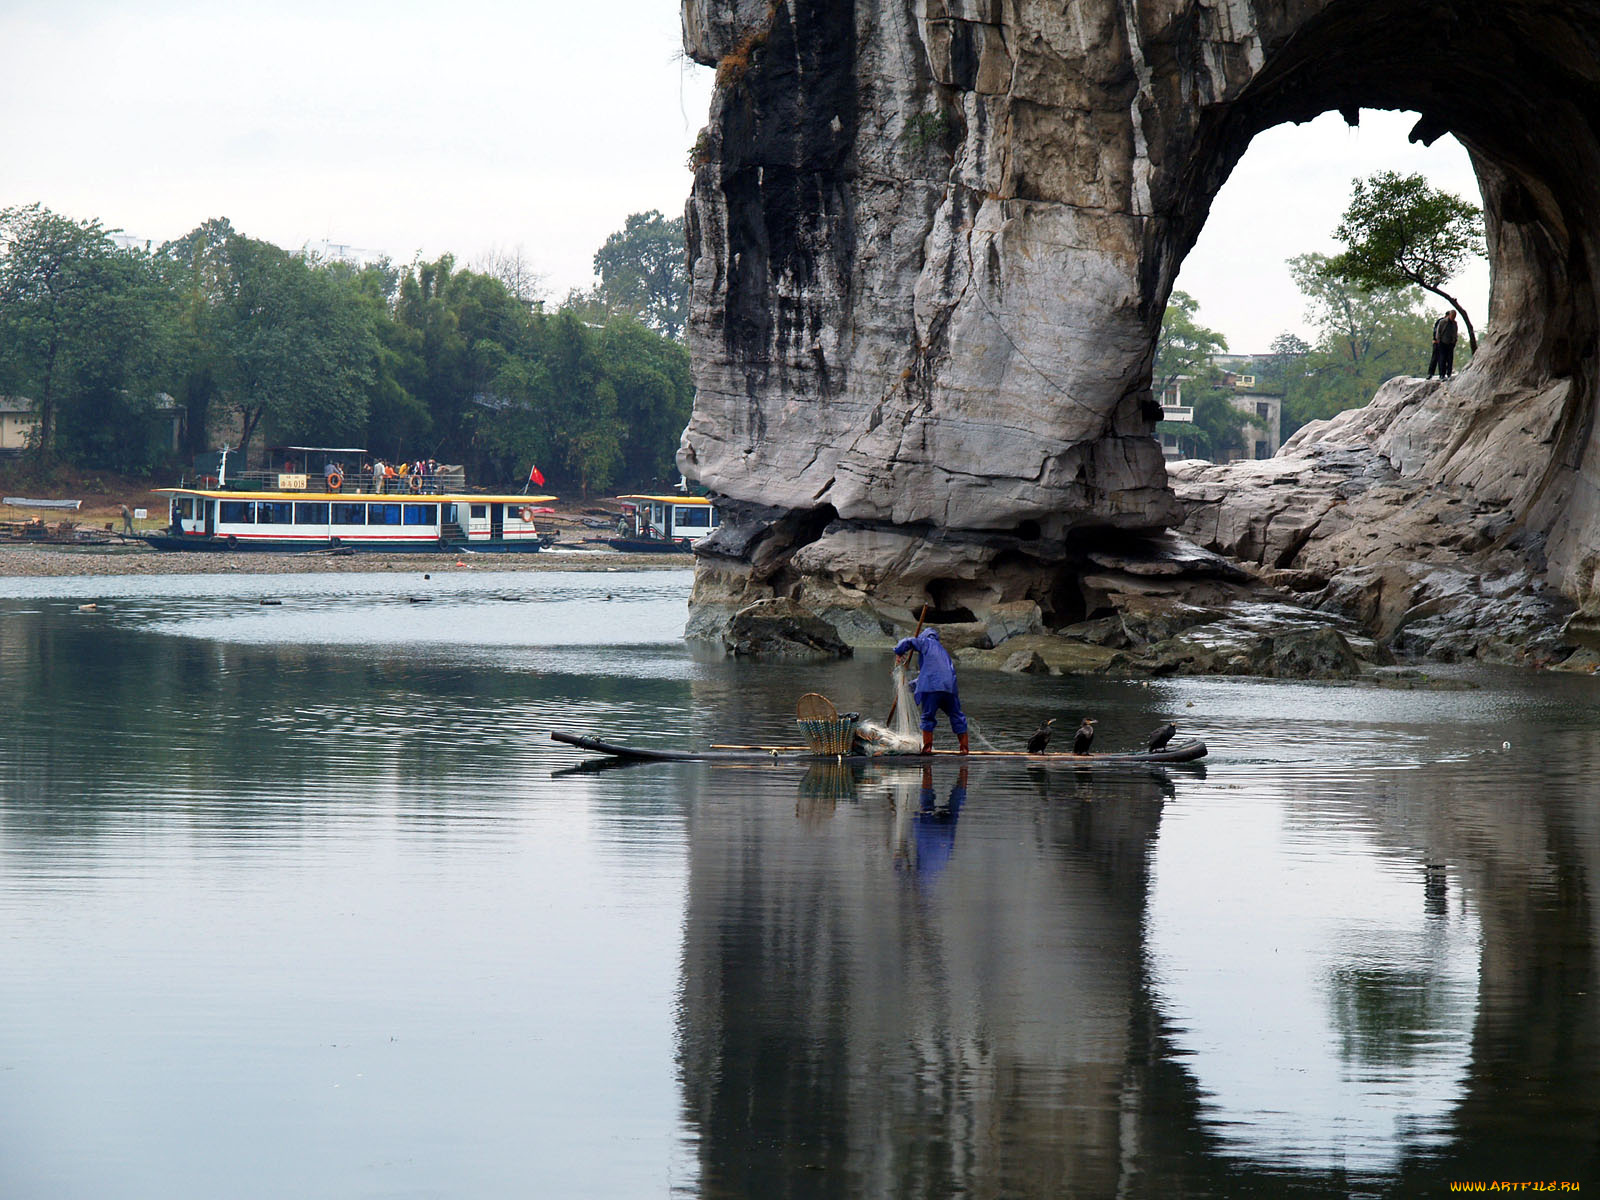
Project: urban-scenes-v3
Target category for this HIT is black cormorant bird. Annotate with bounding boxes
[1147,722,1178,753]
[1027,719,1056,754]
[1073,718,1097,755]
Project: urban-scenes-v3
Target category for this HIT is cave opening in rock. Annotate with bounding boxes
[1160,108,1490,462]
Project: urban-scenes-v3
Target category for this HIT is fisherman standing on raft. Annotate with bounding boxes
[894,627,970,756]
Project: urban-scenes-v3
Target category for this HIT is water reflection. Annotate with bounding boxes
[3,579,1600,1194]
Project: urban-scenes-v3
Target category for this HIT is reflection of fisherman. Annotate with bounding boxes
[894,626,969,755]
[911,763,967,878]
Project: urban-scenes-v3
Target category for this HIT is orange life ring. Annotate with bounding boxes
[519,506,535,522]
[326,471,343,492]
[407,474,422,493]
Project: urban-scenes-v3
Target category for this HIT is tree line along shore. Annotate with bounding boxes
[0,204,692,499]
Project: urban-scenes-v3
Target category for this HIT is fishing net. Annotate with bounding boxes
[852,661,923,756]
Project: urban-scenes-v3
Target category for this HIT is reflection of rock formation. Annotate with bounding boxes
[679,0,1600,645]
[1270,745,1600,1182]
[674,766,1168,1194]
[678,734,1600,1189]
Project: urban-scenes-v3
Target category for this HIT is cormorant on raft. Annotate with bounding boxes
[1026,719,1056,754]
[1073,718,1098,755]
[1147,722,1178,753]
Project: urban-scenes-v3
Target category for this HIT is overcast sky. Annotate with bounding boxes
[0,3,1487,353]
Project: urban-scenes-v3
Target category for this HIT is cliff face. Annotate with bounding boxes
[680,0,1600,638]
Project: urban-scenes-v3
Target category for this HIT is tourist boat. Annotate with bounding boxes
[603,494,720,553]
[551,731,1208,765]
[143,445,558,553]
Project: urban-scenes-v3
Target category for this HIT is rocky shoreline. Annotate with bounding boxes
[695,373,1596,679]
[0,545,689,578]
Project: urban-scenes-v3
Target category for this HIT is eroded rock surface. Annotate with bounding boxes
[679,0,1600,670]
[1171,374,1577,666]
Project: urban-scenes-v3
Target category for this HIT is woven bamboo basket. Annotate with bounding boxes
[796,715,858,756]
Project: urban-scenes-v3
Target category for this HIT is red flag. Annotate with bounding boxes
[528,465,545,486]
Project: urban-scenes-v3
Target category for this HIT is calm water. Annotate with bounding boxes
[0,568,1597,1197]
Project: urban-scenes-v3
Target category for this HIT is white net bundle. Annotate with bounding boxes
[852,661,923,755]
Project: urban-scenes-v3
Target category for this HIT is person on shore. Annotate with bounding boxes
[894,626,969,755]
[1427,311,1459,380]
[119,504,134,535]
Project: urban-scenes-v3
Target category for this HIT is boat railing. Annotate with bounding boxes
[217,469,467,495]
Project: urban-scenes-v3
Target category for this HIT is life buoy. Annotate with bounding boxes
[407,474,422,493]
[225,534,239,550]
[519,506,535,523]
[326,471,343,492]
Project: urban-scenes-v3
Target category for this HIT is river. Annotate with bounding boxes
[0,568,1595,1197]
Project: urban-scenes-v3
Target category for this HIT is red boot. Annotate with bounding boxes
[958,732,970,755]
[921,731,934,755]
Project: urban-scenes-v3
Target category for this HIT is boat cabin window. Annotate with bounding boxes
[294,502,329,524]
[257,501,293,525]
[172,497,195,521]
[369,503,402,526]
[219,500,255,524]
[332,502,366,526]
[674,506,711,528]
[470,504,487,520]
[403,504,437,525]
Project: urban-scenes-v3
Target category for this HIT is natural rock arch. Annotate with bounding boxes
[679,0,1600,642]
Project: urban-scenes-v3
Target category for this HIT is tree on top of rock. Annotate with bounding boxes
[1324,170,1485,352]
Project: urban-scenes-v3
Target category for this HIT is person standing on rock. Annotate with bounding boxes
[894,626,970,755]
[1427,310,1459,380]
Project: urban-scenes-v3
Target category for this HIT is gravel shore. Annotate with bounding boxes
[0,544,691,577]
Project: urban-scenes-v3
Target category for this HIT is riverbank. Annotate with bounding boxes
[0,544,691,577]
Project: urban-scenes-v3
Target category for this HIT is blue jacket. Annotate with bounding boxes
[895,628,958,697]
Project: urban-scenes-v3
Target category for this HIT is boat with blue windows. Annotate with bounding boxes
[603,493,721,553]
[143,445,557,553]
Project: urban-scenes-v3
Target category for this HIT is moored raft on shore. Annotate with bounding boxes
[550,731,1207,766]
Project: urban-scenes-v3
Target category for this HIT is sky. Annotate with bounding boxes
[0,0,716,300]
[1176,109,1490,354]
[0,4,1487,351]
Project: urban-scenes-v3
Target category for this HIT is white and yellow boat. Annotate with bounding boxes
[145,445,557,553]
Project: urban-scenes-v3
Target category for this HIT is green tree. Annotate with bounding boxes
[0,204,178,469]
[156,217,236,459]
[1325,170,1485,351]
[213,237,376,466]
[539,310,622,495]
[592,211,688,341]
[600,315,693,483]
[1152,290,1227,401]
[1282,253,1432,437]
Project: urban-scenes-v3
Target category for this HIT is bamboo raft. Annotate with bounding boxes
[550,731,1207,766]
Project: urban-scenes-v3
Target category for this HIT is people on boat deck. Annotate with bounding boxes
[894,626,970,755]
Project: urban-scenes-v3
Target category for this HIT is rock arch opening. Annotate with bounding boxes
[681,0,1600,654]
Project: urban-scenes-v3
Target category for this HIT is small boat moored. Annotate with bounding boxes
[601,494,720,553]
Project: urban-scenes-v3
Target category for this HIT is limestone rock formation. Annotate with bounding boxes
[723,597,855,660]
[1170,374,1576,665]
[680,0,1600,662]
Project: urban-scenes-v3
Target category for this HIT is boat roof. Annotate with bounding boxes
[157,488,557,504]
[616,494,713,505]
[268,445,369,455]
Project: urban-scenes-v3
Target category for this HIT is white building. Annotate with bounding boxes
[1153,367,1282,463]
